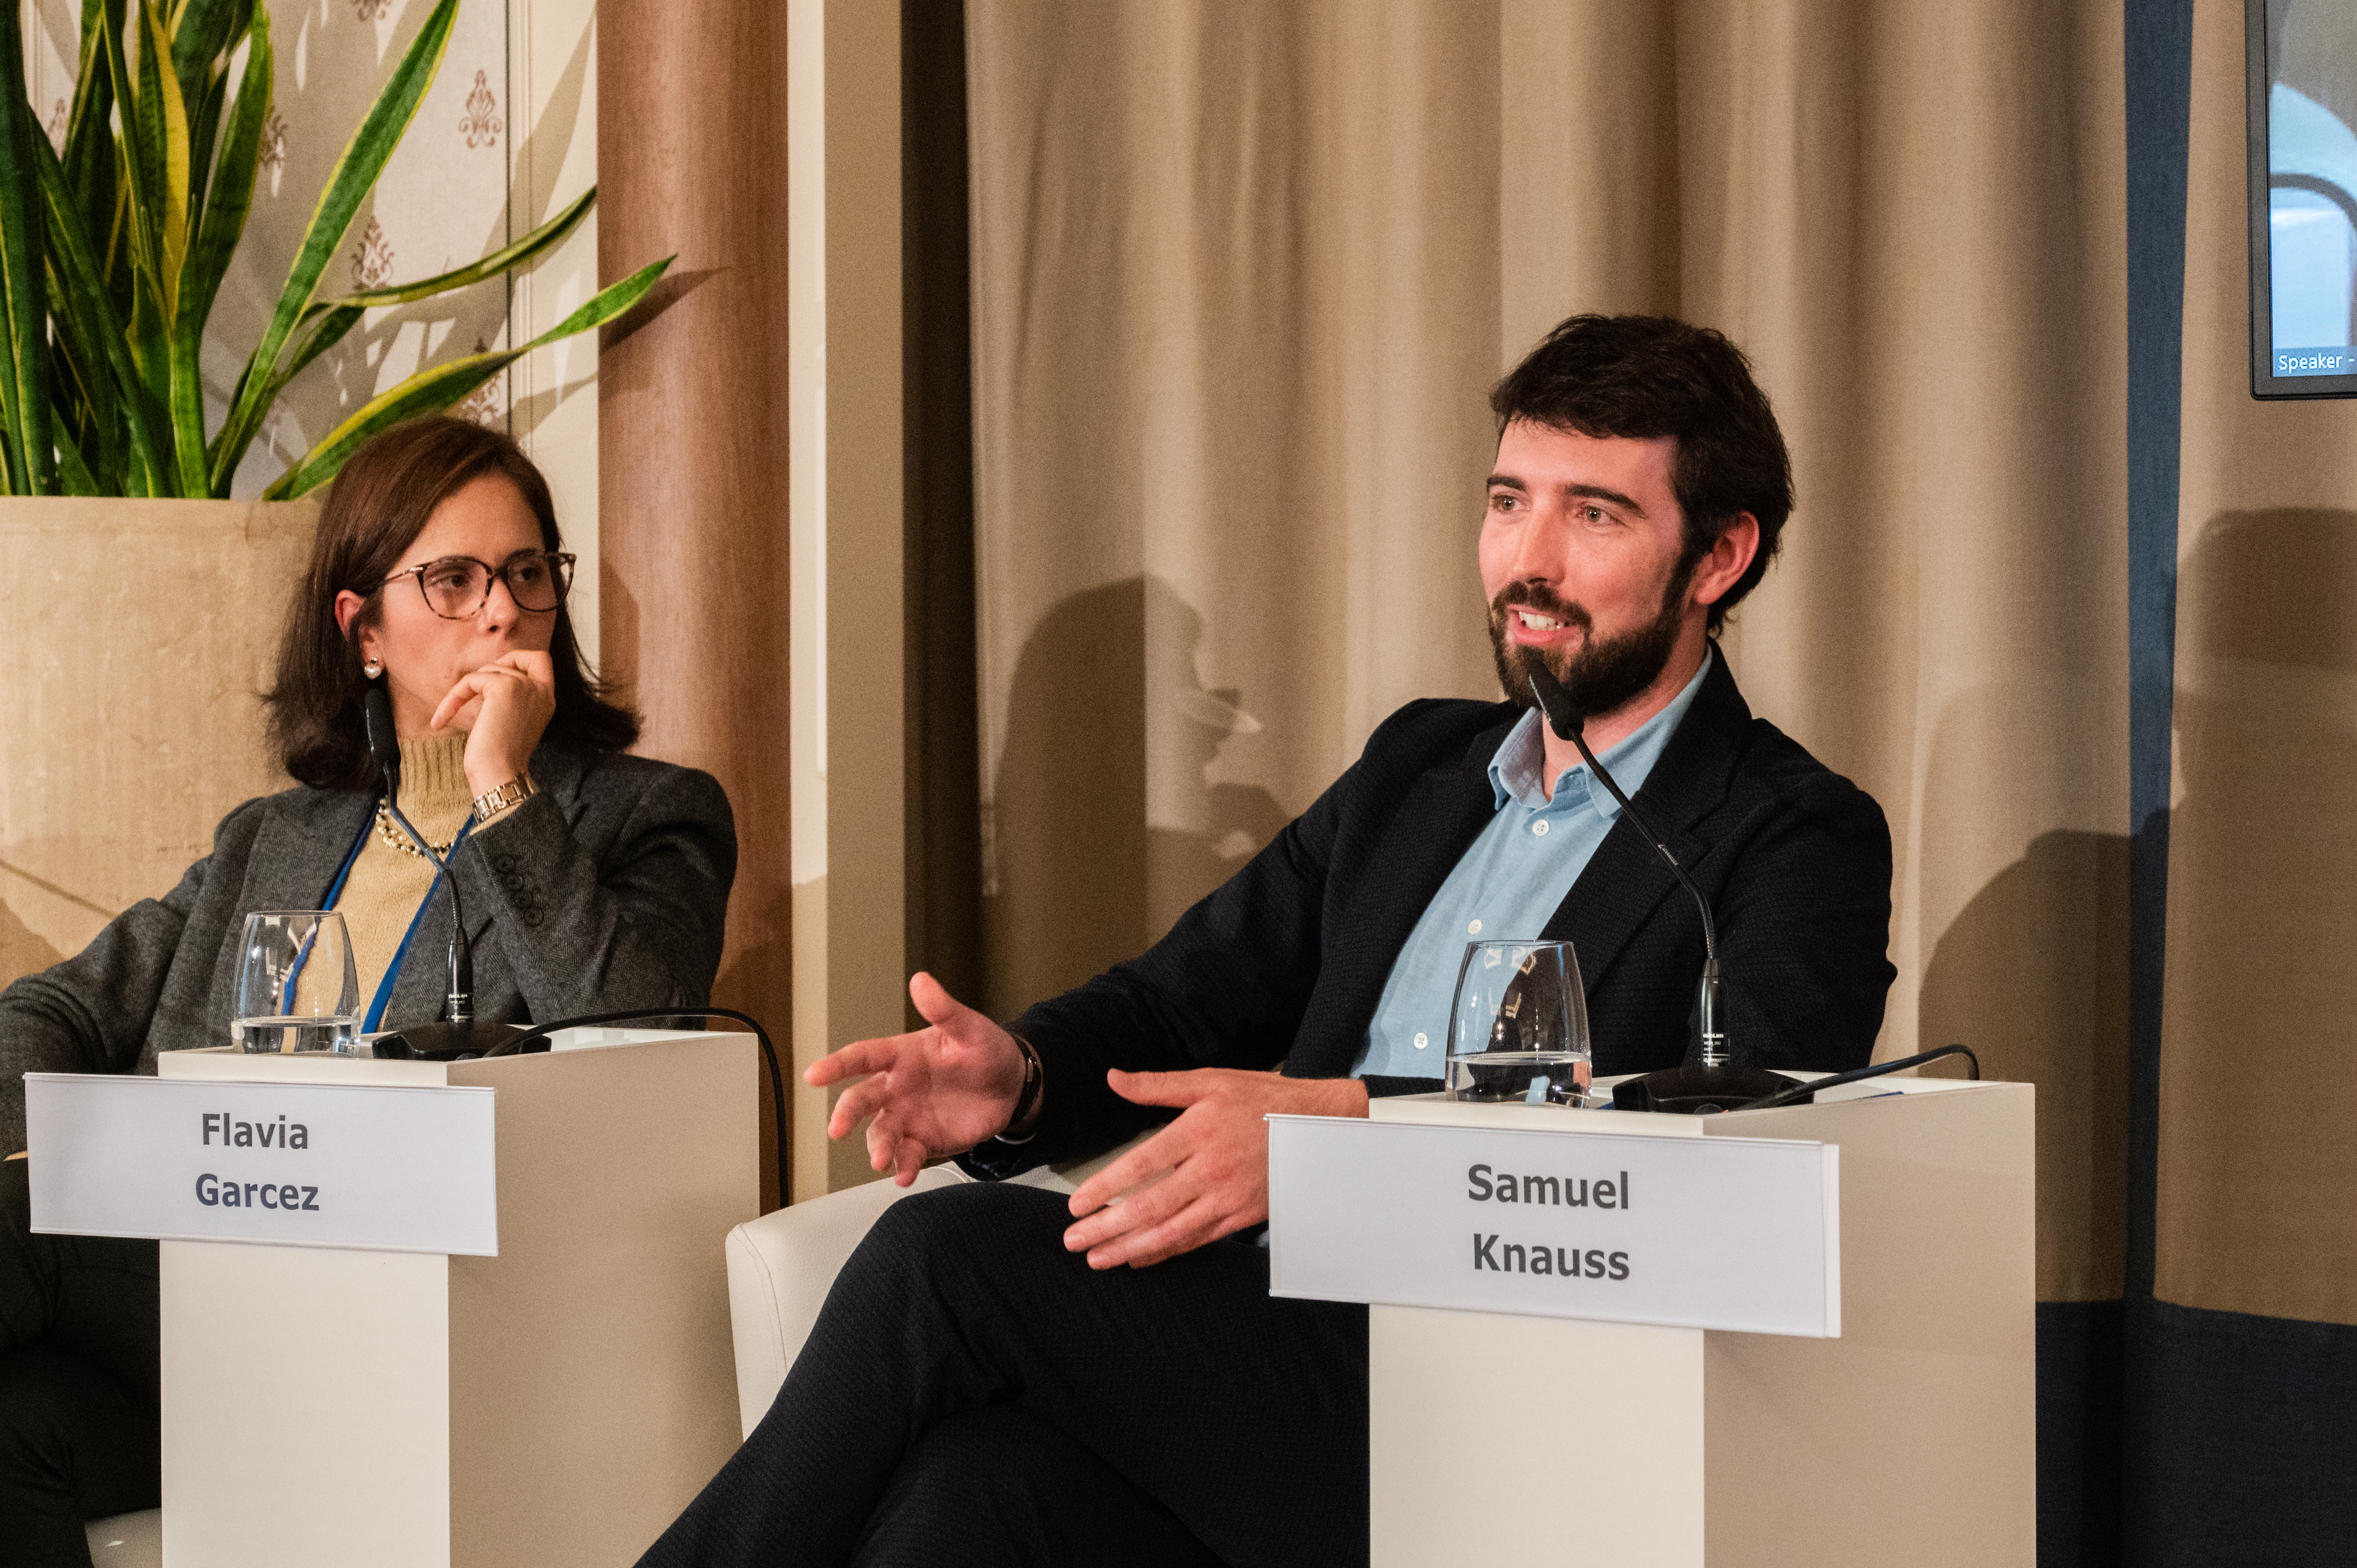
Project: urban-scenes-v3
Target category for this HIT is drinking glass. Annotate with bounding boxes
[232,911,360,1054]
[1444,940,1591,1105]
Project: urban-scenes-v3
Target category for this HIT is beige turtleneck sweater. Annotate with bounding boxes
[294,732,524,1015]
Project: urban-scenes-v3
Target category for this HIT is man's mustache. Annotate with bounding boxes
[1491,582,1592,632]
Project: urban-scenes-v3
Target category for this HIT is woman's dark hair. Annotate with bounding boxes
[1490,314,1793,633]
[265,415,639,789]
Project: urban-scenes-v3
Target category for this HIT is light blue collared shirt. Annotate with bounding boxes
[1349,651,1714,1078]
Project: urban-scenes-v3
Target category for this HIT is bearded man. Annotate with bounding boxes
[638,316,1895,1568]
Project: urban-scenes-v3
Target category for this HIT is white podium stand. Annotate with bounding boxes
[152,1032,760,1568]
[1343,1080,2034,1568]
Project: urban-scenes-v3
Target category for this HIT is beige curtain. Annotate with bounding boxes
[2156,0,2357,1328]
[968,0,2128,1302]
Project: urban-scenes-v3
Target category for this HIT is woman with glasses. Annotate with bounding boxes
[0,415,737,1568]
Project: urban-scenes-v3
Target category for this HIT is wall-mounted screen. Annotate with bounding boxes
[2249,0,2357,397]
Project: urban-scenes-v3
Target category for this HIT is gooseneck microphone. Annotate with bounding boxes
[1525,663,1800,1114]
[361,684,511,1059]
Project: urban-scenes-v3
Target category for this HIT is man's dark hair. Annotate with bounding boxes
[265,415,639,790]
[1489,314,1792,634]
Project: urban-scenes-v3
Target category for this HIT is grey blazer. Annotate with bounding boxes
[0,742,737,1152]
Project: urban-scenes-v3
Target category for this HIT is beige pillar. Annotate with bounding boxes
[787,0,911,1201]
[598,0,794,1208]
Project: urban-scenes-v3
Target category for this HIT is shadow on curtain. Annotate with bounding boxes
[984,576,1291,1008]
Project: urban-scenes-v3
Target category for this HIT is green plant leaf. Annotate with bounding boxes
[137,0,190,320]
[35,130,169,491]
[52,422,100,496]
[46,301,122,491]
[213,0,457,495]
[168,0,243,118]
[99,0,164,340]
[128,246,172,427]
[201,298,360,494]
[63,0,123,247]
[123,3,164,280]
[237,190,601,490]
[183,57,223,228]
[172,0,266,496]
[175,0,262,330]
[275,301,362,392]
[170,0,244,213]
[314,186,596,313]
[0,13,52,491]
[264,255,673,500]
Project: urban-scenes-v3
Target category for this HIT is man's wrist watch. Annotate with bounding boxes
[471,772,537,821]
[996,1033,1044,1144]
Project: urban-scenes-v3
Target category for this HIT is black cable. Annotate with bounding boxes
[1529,666,1740,1071]
[1738,1043,1981,1112]
[482,1007,789,1206]
[1552,704,1716,967]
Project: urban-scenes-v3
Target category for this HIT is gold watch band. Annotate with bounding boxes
[471,773,537,820]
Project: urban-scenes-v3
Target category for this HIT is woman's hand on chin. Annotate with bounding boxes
[430,651,559,796]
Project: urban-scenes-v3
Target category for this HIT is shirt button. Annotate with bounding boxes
[1532,820,1550,837]
[1467,919,1483,935]
[1413,1032,1429,1050]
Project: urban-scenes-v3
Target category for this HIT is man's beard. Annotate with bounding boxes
[1488,566,1694,724]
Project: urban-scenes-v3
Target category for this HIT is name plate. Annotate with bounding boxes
[24,1072,498,1256]
[1266,1115,1838,1337]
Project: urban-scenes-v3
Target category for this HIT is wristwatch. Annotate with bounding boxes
[471,773,537,821]
[996,1033,1044,1144]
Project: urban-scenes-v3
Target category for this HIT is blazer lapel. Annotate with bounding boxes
[1290,720,1512,1076]
[384,881,465,1025]
[239,789,374,911]
[387,740,593,1024]
[1542,653,1749,992]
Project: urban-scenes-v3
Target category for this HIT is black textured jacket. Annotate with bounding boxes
[965,653,1895,1176]
[0,741,736,1153]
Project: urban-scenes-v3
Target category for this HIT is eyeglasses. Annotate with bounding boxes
[383,551,576,619]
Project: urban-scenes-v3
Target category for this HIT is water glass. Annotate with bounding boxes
[232,911,361,1054]
[1444,940,1591,1105]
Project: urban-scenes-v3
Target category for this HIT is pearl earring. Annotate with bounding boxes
[363,658,383,679]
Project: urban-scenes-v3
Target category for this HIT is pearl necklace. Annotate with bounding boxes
[374,801,462,860]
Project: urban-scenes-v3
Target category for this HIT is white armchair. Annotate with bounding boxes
[723,1140,1144,1437]
[85,1508,162,1567]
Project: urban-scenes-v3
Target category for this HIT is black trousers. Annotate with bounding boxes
[0,1159,160,1568]
[637,1182,1369,1568]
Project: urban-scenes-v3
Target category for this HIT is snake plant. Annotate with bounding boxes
[0,0,669,499]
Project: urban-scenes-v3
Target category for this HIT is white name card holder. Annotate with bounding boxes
[1268,1114,1839,1334]
[26,1072,497,1254]
[28,1037,763,1568]
[1269,1080,2036,1568]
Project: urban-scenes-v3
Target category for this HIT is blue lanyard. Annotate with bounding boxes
[316,804,479,1031]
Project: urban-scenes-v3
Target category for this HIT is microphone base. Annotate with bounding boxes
[1610,1063,1810,1115]
[372,1020,519,1062]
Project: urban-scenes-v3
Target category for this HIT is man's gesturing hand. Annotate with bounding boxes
[805,972,1026,1186]
[1061,1069,1369,1270]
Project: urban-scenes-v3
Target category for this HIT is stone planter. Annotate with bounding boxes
[0,498,321,988]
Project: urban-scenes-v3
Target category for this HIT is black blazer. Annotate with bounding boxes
[969,654,1895,1174]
